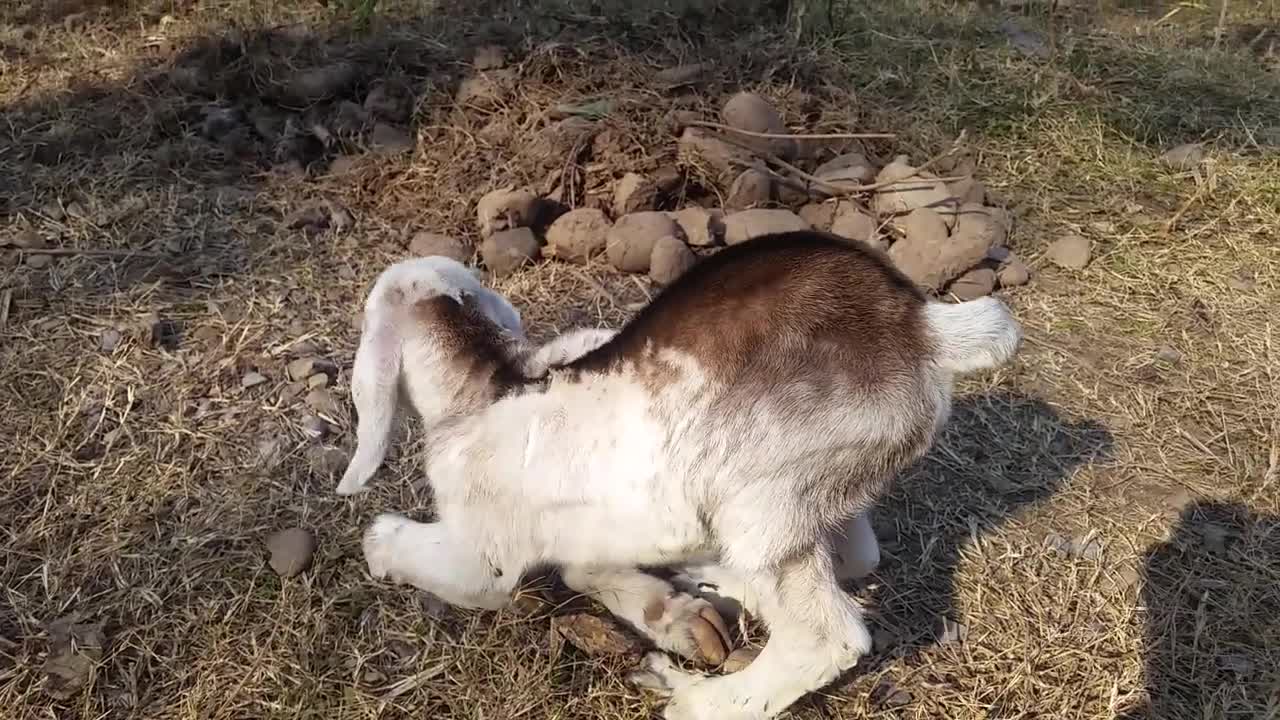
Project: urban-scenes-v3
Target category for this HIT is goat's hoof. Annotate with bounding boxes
[362,513,409,580]
[644,593,733,666]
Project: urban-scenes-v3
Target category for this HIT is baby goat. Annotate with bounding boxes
[357,234,1021,719]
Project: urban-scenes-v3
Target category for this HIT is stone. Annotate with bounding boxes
[813,152,876,191]
[1159,143,1204,171]
[947,267,996,300]
[546,208,611,264]
[649,235,696,285]
[473,45,507,70]
[654,62,714,87]
[369,123,414,155]
[287,357,316,382]
[1155,345,1182,364]
[304,388,340,417]
[285,62,357,104]
[996,252,1031,287]
[947,175,987,205]
[798,202,838,231]
[241,371,268,388]
[934,617,968,645]
[551,613,642,657]
[613,172,659,216]
[99,328,122,353]
[26,253,53,268]
[363,79,413,123]
[480,227,540,277]
[409,232,470,263]
[307,373,329,389]
[606,212,683,273]
[726,169,774,210]
[668,207,724,247]
[305,444,348,478]
[829,205,878,246]
[677,127,757,184]
[886,208,949,290]
[455,69,517,109]
[720,91,796,160]
[1046,233,1091,269]
[300,413,331,439]
[722,209,808,245]
[873,156,957,227]
[476,188,539,237]
[265,527,316,578]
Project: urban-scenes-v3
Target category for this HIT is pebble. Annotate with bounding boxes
[996,253,1031,287]
[476,188,539,237]
[613,173,659,216]
[720,91,796,160]
[726,169,774,210]
[307,373,329,389]
[241,371,268,388]
[606,212,682,272]
[1158,143,1204,171]
[1155,345,1182,363]
[99,328,122,353]
[1046,233,1091,269]
[546,208,611,264]
[287,357,317,382]
[301,413,331,439]
[304,388,340,416]
[934,617,968,645]
[369,122,415,155]
[722,209,808,246]
[409,232,470,263]
[480,227,541,277]
[948,267,996,300]
[649,235,696,285]
[305,444,348,478]
[668,207,723,247]
[265,527,317,578]
[26,253,54,268]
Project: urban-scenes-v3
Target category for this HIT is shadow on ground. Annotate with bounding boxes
[1116,501,1280,719]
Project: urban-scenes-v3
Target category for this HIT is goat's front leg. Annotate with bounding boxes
[634,552,871,720]
[363,513,519,610]
[561,565,733,666]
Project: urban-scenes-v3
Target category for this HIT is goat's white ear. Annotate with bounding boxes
[337,310,402,495]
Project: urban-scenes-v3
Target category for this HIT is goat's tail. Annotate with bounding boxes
[924,296,1023,375]
[336,256,525,495]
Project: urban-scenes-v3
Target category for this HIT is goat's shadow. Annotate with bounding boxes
[821,389,1114,699]
[1116,500,1280,720]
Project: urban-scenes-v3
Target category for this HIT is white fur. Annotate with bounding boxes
[361,284,1022,719]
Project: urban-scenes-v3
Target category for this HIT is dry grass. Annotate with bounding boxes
[2,0,1279,718]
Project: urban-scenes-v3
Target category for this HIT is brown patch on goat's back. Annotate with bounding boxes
[568,231,930,389]
[411,294,527,407]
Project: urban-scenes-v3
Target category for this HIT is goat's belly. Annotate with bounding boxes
[534,499,708,567]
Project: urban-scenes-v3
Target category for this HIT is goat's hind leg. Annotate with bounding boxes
[636,552,871,720]
[363,513,518,610]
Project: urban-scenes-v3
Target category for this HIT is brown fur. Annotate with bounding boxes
[410,294,529,415]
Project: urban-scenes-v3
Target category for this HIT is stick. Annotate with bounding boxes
[10,247,167,258]
[0,288,11,329]
[722,129,969,196]
[687,120,896,141]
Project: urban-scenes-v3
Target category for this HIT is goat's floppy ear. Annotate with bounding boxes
[337,309,402,495]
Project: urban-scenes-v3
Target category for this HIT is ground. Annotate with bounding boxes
[1,0,1278,718]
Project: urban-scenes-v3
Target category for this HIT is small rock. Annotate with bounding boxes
[798,202,838,231]
[677,127,757,184]
[286,204,329,234]
[947,175,987,205]
[668,207,724,247]
[369,123,415,155]
[649,235,696,285]
[654,62,714,87]
[326,202,355,232]
[65,202,87,220]
[307,373,329,389]
[886,207,950,290]
[1158,143,1204,171]
[829,205,878,246]
[10,229,44,249]
[455,69,517,110]
[285,62,357,104]
[814,152,876,191]
[40,203,66,223]
[872,627,898,653]
[1155,345,1182,364]
[363,80,413,123]
[934,617,968,645]
[1217,654,1254,675]
[720,92,796,160]
[947,267,996,300]
[287,357,317,382]
[1045,532,1104,560]
[606,211,683,272]
[1046,234,1091,270]
[726,168,774,210]
[721,646,759,673]
[99,328,122,352]
[265,527,316,578]
[26,253,54,268]
[306,444,348,477]
[551,614,642,657]
[722,209,809,246]
[1200,523,1230,554]
[546,208,611,264]
[361,667,386,684]
[996,252,1031,287]
[409,232,470,263]
[472,44,507,70]
[241,371,268,388]
[873,156,957,226]
[476,188,539,237]
[300,413,331,439]
[305,388,340,417]
[874,680,913,709]
[613,173,660,216]
[481,227,541,277]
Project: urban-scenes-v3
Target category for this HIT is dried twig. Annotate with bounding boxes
[687,120,896,141]
[10,247,167,258]
[0,289,11,329]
